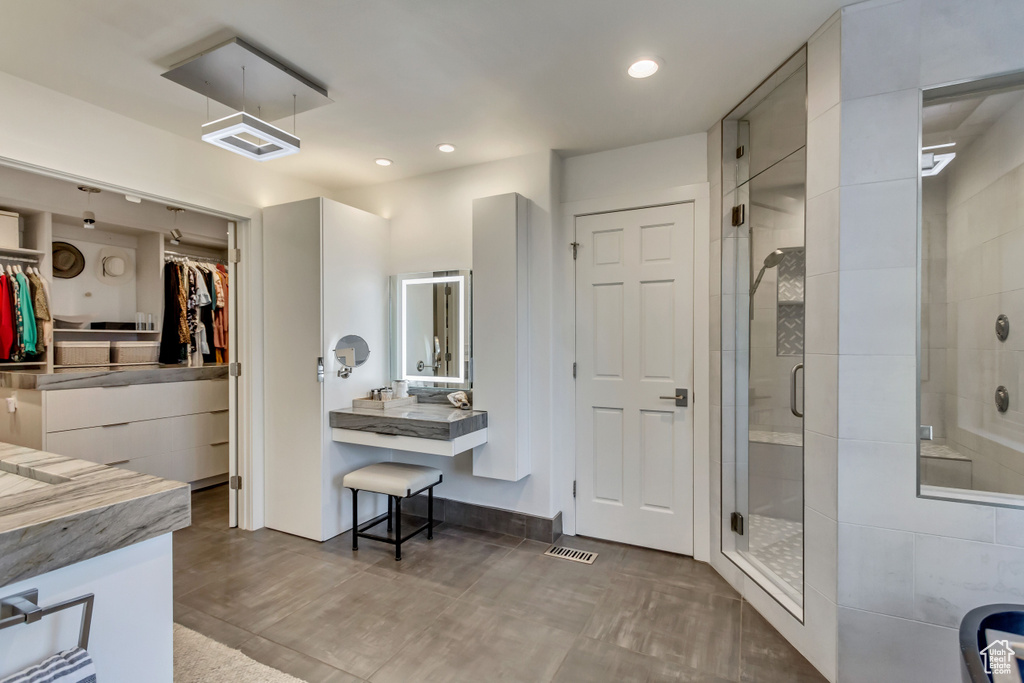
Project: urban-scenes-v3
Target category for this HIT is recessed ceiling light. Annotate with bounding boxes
[628,58,660,79]
[375,158,393,166]
[437,143,456,153]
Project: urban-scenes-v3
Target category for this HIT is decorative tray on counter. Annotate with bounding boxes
[351,396,418,411]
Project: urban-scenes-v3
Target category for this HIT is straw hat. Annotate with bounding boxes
[97,247,134,285]
[52,241,85,279]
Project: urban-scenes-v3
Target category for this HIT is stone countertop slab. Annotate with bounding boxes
[329,404,487,441]
[0,442,190,587]
[0,364,229,391]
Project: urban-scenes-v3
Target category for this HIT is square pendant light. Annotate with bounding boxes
[201,112,300,162]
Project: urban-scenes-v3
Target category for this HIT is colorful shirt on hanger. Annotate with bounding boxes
[0,275,13,360]
[15,272,37,355]
[28,272,51,351]
[7,272,24,361]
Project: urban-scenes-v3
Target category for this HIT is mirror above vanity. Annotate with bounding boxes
[390,270,472,388]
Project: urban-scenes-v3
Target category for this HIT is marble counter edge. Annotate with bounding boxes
[328,408,488,441]
[0,444,191,587]
[0,364,229,391]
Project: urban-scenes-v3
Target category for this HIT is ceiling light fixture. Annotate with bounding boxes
[628,58,660,79]
[375,158,393,166]
[125,194,142,204]
[167,207,185,245]
[922,142,956,151]
[202,111,300,162]
[921,151,956,176]
[437,143,456,153]
[78,186,100,228]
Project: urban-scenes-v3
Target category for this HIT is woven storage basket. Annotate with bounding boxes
[111,341,160,364]
[55,341,110,366]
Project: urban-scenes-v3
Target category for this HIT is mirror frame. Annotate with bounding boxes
[390,270,473,386]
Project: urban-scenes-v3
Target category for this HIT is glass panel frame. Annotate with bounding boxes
[719,46,808,620]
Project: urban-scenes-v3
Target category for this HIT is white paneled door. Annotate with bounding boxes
[575,203,695,555]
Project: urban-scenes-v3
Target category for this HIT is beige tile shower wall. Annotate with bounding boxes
[942,93,1024,494]
[835,1,1024,682]
[709,12,841,682]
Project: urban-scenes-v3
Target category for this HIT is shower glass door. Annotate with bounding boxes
[722,49,806,614]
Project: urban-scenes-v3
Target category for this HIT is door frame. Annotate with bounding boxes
[559,183,710,561]
[0,155,261,530]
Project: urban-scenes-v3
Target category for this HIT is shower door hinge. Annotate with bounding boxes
[573,480,576,498]
[736,145,745,159]
[228,248,241,263]
[571,241,580,260]
[229,362,241,377]
[229,475,242,490]
[573,362,577,379]
[731,204,746,227]
[731,512,745,535]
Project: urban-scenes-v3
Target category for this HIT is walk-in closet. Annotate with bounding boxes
[0,162,239,519]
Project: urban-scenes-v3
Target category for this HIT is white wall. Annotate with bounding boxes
[834,1,1024,681]
[337,152,559,518]
[560,134,706,204]
[49,225,138,323]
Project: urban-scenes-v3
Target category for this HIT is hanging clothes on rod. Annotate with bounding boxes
[0,258,49,363]
[159,254,228,366]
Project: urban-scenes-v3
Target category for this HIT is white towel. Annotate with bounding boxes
[0,648,97,683]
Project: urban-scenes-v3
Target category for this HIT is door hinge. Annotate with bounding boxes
[736,145,745,159]
[573,480,576,498]
[228,248,241,263]
[731,512,745,535]
[731,204,746,227]
[229,362,241,377]
[229,475,242,490]
[570,241,580,260]
[572,362,577,379]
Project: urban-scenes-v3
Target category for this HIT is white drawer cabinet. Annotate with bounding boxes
[45,380,228,432]
[41,380,229,484]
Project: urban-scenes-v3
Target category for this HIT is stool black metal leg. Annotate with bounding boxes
[351,489,359,551]
[428,485,434,540]
[395,496,402,561]
[387,495,393,532]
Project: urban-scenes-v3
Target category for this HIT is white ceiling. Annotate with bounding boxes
[2,0,851,191]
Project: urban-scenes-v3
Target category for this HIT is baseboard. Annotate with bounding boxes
[402,494,562,544]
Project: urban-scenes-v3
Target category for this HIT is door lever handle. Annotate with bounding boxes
[659,389,689,407]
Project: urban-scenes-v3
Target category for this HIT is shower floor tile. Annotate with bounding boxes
[748,515,803,597]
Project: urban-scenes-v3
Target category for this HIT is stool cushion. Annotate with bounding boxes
[343,462,442,497]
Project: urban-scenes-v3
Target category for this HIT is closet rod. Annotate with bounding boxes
[0,255,41,263]
[164,251,227,265]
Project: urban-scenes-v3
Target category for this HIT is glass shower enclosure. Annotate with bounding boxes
[721,48,807,615]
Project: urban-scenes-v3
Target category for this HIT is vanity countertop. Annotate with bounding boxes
[0,364,229,391]
[0,442,190,587]
[329,403,487,441]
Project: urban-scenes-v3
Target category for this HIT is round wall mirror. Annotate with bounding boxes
[336,335,370,366]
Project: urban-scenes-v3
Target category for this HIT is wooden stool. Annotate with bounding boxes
[342,462,442,561]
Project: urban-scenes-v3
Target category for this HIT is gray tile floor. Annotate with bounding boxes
[174,485,826,683]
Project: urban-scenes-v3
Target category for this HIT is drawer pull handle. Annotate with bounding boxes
[107,460,130,466]
[102,422,130,428]
[210,409,229,414]
[210,441,229,446]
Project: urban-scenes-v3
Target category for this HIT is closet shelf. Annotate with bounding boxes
[0,361,47,368]
[0,246,45,258]
[53,329,160,335]
[54,362,161,369]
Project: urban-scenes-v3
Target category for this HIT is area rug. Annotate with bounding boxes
[174,624,304,683]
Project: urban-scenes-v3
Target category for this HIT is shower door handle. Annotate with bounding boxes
[790,363,804,418]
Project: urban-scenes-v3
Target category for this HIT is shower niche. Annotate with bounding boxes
[720,48,807,617]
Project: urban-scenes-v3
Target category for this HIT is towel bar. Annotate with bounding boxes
[0,589,95,650]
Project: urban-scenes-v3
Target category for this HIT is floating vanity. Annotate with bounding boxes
[330,402,487,457]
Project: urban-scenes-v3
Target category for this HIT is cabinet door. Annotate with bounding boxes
[262,198,324,539]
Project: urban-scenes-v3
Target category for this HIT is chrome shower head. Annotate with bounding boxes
[762,249,786,269]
